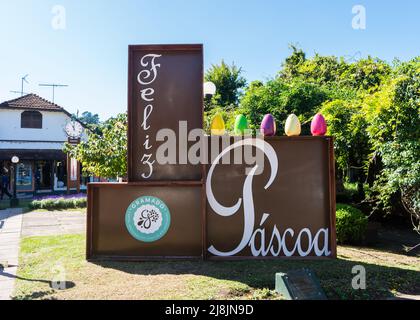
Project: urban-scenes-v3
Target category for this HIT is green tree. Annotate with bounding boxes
[64,113,127,179]
[72,111,101,133]
[279,45,306,80]
[280,46,391,92]
[320,99,371,197]
[78,111,100,125]
[340,57,391,91]
[362,59,420,223]
[293,54,347,85]
[205,60,247,110]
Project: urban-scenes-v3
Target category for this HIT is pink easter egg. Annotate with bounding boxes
[311,113,327,136]
[260,114,277,136]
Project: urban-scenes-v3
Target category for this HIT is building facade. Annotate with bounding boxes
[0,94,88,197]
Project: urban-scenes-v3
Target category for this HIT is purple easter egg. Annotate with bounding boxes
[260,114,277,136]
[311,113,327,136]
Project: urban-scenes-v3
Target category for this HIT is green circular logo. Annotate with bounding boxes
[125,196,171,242]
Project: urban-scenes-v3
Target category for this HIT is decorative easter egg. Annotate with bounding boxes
[210,114,226,135]
[284,114,301,136]
[234,114,248,135]
[260,114,277,137]
[311,113,327,136]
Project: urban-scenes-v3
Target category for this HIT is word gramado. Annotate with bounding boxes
[207,139,331,257]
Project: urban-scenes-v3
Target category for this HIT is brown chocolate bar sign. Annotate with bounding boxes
[87,136,336,260]
[87,44,336,261]
[205,137,335,258]
[127,44,203,182]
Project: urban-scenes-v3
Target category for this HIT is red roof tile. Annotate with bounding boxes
[0,93,64,111]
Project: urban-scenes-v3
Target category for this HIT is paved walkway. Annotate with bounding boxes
[22,211,85,237]
[0,208,23,300]
[0,209,85,300]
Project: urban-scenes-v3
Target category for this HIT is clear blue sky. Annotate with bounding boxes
[1,0,419,119]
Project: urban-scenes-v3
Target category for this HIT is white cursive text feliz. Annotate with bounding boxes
[137,53,162,179]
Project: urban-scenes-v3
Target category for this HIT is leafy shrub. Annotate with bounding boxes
[74,197,87,208]
[29,197,87,210]
[252,288,279,300]
[336,204,368,244]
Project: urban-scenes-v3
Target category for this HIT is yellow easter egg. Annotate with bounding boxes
[210,114,226,135]
[284,114,301,136]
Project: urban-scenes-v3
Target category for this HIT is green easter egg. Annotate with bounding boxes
[234,114,248,135]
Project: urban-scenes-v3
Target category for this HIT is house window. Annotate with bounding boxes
[21,111,42,129]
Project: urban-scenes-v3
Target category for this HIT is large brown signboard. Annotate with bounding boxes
[127,44,203,182]
[205,136,336,259]
[87,136,336,260]
[86,44,336,261]
[87,182,204,260]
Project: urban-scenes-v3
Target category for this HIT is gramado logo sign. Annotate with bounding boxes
[206,138,331,258]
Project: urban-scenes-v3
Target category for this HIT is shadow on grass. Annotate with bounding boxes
[372,227,420,257]
[0,265,75,300]
[92,258,419,300]
[13,290,57,300]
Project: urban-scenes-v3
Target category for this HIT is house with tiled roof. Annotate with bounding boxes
[0,94,89,196]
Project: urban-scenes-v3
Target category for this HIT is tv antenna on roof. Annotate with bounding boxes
[10,74,29,96]
[39,83,68,103]
[10,90,30,96]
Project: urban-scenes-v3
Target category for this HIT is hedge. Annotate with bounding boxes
[336,203,368,244]
[29,197,87,210]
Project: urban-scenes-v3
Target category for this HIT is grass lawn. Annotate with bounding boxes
[12,234,420,300]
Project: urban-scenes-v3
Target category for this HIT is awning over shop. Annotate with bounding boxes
[0,149,66,161]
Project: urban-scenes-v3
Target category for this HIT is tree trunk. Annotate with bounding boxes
[336,166,345,194]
